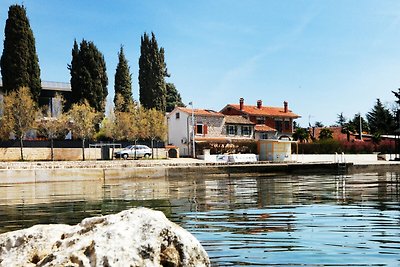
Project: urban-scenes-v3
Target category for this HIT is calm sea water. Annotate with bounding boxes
[0,171,400,266]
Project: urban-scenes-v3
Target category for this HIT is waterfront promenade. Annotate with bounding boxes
[0,157,399,185]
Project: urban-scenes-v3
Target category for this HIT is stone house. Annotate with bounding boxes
[167,107,255,157]
[220,98,301,139]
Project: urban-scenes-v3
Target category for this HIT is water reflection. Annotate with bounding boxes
[1,172,400,266]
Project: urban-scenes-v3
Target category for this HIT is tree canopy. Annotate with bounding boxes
[366,99,395,135]
[1,4,41,103]
[0,87,38,160]
[292,128,309,143]
[336,113,346,127]
[67,39,108,113]
[114,46,133,112]
[67,101,100,160]
[166,83,185,112]
[318,128,333,140]
[139,32,168,112]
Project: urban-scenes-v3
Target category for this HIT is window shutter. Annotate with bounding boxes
[204,125,208,135]
[194,125,197,134]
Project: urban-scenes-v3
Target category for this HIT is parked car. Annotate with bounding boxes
[114,145,152,159]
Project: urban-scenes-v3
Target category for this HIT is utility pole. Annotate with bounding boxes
[359,112,363,141]
[189,102,195,158]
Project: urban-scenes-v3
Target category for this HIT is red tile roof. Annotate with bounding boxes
[224,115,255,125]
[255,124,277,132]
[223,104,300,118]
[175,107,224,117]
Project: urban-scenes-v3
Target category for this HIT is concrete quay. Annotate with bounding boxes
[0,158,399,184]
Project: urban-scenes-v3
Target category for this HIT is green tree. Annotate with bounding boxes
[292,128,309,143]
[114,46,133,112]
[314,121,324,128]
[341,121,355,142]
[336,112,346,127]
[139,32,168,112]
[67,101,100,161]
[145,108,167,158]
[366,99,395,135]
[108,94,137,142]
[318,128,333,140]
[392,88,400,128]
[166,83,185,112]
[67,39,108,113]
[348,113,369,139]
[1,4,41,103]
[0,87,38,160]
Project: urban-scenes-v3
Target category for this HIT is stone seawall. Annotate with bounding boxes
[0,159,400,184]
[0,160,361,184]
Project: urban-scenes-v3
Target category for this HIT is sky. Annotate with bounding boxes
[1,0,400,126]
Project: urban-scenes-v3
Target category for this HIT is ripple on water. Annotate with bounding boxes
[1,172,400,266]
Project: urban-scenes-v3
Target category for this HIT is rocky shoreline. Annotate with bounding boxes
[0,207,210,266]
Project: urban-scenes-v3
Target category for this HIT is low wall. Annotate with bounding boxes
[0,147,168,161]
[0,148,101,161]
[294,153,378,163]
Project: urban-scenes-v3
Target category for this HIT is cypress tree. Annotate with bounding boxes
[138,32,167,112]
[1,4,41,103]
[67,39,108,113]
[114,46,133,112]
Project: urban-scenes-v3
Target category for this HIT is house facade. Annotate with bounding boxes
[0,80,71,117]
[220,98,300,139]
[167,107,255,156]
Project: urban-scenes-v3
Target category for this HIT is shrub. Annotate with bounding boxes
[294,139,395,154]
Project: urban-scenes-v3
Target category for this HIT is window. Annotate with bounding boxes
[275,120,282,132]
[227,125,237,136]
[196,124,203,135]
[284,120,290,131]
[256,116,265,124]
[175,112,180,119]
[260,132,269,139]
[242,126,251,136]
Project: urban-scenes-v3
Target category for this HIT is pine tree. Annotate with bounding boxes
[67,39,108,113]
[336,112,346,127]
[1,4,41,103]
[367,99,395,134]
[138,32,167,112]
[114,46,133,112]
[166,83,185,112]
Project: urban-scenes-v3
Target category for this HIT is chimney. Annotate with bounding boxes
[239,98,244,110]
[257,100,262,109]
[284,101,288,113]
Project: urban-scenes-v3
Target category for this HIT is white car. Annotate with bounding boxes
[114,145,152,159]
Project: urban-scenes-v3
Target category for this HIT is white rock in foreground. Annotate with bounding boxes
[0,207,210,267]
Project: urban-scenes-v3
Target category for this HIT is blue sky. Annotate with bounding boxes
[1,0,400,126]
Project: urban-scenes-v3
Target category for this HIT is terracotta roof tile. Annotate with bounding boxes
[255,124,277,132]
[225,104,300,118]
[176,107,224,117]
[224,115,254,125]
